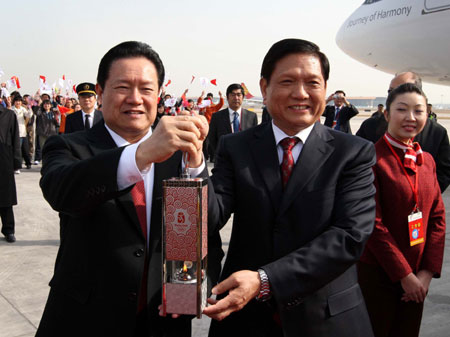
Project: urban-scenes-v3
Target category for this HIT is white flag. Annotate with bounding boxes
[6,78,16,89]
[198,77,208,88]
[198,100,211,108]
[1,87,10,98]
[164,97,177,107]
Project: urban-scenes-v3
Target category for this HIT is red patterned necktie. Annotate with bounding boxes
[131,180,148,312]
[280,137,300,187]
[384,133,423,172]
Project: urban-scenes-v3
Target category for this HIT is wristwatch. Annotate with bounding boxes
[256,269,271,302]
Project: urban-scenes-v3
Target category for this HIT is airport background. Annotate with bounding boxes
[1,0,450,336]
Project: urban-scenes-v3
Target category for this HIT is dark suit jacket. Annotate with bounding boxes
[64,109,103,134]
[36,122,222,337]
[208,108,258,159]
[356,117,450,192]
[323,104,359,134]
[355,113,388,144]
[209,122,375,337]
[0,106,21,207]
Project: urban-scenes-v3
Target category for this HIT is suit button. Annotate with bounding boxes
[134,249,144,257]
[128,292,137,301]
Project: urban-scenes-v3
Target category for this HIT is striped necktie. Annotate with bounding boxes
[280,137,300,187]
[232,111,240,133]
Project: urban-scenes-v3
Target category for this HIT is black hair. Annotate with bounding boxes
[206,93,213,98]
[261,38,329,83]
[386,83,427,112]
[226,83,244,97]
[12,95,23,104]
[335,90,345,96]
[97,41,165,90]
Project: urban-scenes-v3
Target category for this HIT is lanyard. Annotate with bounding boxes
[383,136,419,211]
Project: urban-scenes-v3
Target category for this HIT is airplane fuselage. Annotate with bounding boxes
[336,0,450,85]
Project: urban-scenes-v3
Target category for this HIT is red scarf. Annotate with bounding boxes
[384,133,423,172]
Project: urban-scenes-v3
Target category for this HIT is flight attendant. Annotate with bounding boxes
[358,83,446,337]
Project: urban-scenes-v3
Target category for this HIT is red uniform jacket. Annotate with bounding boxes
[360,138,446,282]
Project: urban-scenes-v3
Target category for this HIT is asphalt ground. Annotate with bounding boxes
[1,115,449,337]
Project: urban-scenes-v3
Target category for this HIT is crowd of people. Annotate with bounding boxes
[0,38,447,337]
[0,88,83,172]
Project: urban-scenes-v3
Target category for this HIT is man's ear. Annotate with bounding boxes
[95,84,103,105]
[260,78,267,105]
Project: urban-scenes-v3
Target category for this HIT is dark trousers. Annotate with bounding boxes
[0,206,15,235]
[20,137,32,166]
[357,262,423,337]
[34,134,41,162]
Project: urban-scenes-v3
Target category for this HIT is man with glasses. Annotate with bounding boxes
[208,83,258,162]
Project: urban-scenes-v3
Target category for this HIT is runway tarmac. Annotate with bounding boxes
[1,116,449,337]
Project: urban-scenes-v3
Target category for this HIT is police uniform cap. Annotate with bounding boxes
[76,82,96,96]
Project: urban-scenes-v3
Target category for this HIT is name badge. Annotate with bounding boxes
[408,211,424,246]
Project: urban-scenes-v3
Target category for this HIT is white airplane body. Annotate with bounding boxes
[336,0,450,86]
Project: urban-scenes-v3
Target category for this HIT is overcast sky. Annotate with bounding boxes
[1,0,448,104]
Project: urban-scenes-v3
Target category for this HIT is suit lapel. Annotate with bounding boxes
[222,109,232,134]
[93,109,103,124]
[76,110,85,130]
[86,122,143,238]
[86,121,117,153]
[241,109,249,130]
[278,123,334,217]
[250,123,283,213]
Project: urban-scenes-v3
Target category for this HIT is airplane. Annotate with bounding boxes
[336,0,450,86]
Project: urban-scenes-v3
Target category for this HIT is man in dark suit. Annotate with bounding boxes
[0,105,21,243]
[355,112,388,144]
[36,41,221,337]
[203,39,376,337]
[208,83,258,162]
[322,90,359,134]
[356,71,450,192]
[64,82,103,133]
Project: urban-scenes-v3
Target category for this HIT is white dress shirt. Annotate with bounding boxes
[272,121,314,165]
[228,107,242,132]
[82,110,94,128]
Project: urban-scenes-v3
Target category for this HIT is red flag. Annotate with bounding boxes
[11,76,21,89]
[181,92,189,107]
[72,85,76,93]
[210,79,217,86]
[190,75,195,84]
[241,82,254,99]
[57,105,70,114]
[164,79,172,87]
[62,74,65,80]
[39,75,46,83]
